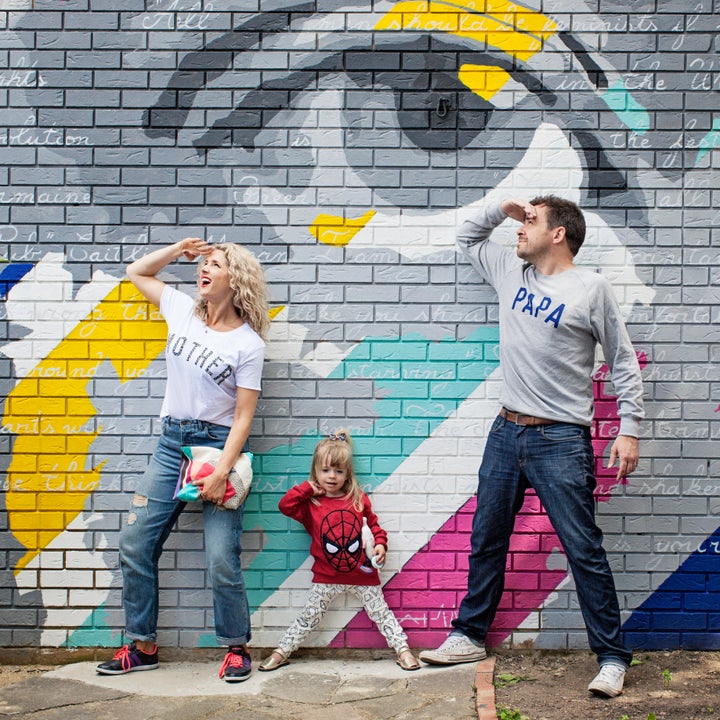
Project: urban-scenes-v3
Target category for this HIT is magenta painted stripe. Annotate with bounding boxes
[333,354,648,648]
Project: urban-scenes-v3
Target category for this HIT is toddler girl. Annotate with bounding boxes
[259,430,419,671]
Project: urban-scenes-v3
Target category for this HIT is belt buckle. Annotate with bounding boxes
[515,413,530,426]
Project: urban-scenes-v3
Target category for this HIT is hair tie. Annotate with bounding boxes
[328,432,347,442]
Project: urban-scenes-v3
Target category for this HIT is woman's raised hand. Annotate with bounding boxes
[178,237,213,261]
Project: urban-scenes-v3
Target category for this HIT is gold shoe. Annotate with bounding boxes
[396,647,420,671]
[258,650,289,672]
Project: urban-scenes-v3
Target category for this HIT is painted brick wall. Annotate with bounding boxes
[1,0,719,652]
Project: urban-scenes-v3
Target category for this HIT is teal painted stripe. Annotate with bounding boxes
[602,80,650,134]
[66,605,122,648]
[243,326,500,611]
[696,118,720,163]
[69,327,500,645]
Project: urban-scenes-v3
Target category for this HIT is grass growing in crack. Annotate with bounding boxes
[494,672,535,688]
[496,704,529,720]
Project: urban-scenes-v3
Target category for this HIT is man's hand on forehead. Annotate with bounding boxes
[501,197,537,223]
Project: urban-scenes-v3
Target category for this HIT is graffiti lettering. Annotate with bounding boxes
[141,13,174,30]
[697,539,720,554]
[656,307,711,323]
[45,475,100,493]
[0,477,24,491]
[27,364,66,378]
[2,418,40,434]
[685,478,720,495]
[571,16,628,32]
[656,539,696,553]
[634,15,658,32]
[37,190,91,205]
[691,72,712,91]
[626,132,650,148]
[0,190,35,204]
[67,246,121,262]
[70,366,97,378]
[10,244,42,261]
[637,479,680,495]
[9,126,63,146]
[0,69,36,87]
[554,76,592,92]
[624,73,665,91]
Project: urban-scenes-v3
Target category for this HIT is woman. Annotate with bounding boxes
[96,238,269,682]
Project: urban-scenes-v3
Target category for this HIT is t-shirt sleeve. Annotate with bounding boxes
[234,337,265,391]
[159,285,193,322]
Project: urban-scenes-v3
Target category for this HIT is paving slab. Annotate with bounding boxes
[0,656,485,720]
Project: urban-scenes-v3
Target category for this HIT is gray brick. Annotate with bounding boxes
[93,31,147,50]
[66,205,121,224]
[318,264,372,283]
[9,11,63,29]
[65,12,120,31]
[11,205,65,224]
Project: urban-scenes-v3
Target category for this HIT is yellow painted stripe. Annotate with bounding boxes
[5,293,285,575]
[4,280,167,574]
[309,210,376,246]
[374,0,557,64]
[458,63,512,100]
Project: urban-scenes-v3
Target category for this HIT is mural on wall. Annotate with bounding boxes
[1,0,718,650]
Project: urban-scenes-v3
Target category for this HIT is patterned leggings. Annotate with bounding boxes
[277,582,409,656]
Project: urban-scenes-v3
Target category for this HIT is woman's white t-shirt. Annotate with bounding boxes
[158,286,265,427]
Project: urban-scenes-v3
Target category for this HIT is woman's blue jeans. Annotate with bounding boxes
[118,417,251,647]
[452,414,632,668]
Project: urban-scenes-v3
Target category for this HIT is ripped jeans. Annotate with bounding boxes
[118,417,251,647]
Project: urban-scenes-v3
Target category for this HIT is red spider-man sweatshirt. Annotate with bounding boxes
[278,481,388,585]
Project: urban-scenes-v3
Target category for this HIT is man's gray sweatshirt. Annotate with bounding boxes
[457,201,644,437]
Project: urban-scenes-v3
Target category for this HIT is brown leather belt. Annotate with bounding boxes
[500,407,557,426]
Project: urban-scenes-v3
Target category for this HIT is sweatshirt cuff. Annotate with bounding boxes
[618,416,641,437]
[297,480,316,497]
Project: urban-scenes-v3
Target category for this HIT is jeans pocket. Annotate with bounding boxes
[538,423,586,442]
[489,415,506,434]
[202,421,231,444]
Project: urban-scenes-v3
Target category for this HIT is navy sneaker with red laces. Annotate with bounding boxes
[96,642,159,675]
[218,645,251,682]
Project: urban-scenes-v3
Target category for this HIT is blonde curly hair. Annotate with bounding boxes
[194,243,270,340]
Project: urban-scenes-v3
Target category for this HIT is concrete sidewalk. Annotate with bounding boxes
[0,653,493,720]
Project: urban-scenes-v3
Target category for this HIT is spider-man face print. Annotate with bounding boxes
[320,510,362,573]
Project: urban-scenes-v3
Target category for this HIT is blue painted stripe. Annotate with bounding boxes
[0,263,34,300]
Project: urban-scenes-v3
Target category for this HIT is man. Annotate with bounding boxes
[419,196,644,699]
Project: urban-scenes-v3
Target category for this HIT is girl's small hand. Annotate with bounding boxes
[178,237,212,261]
[309,481,326,497]
[373,544,386,566]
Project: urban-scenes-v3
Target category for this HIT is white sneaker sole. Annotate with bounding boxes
[588,681,623,698]
[419,649,486,665]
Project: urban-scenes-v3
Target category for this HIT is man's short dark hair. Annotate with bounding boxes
[530,195,586,256]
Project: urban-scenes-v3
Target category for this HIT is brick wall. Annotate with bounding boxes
[1,0,719,651]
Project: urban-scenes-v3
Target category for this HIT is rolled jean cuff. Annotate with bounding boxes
[217,633,251,647]
[125,632,157,643]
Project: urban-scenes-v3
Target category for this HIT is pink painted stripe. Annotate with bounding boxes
[332,354,647,649]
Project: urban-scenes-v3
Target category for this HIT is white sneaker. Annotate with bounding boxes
[419,634,487,665]
[588,663,626,697]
